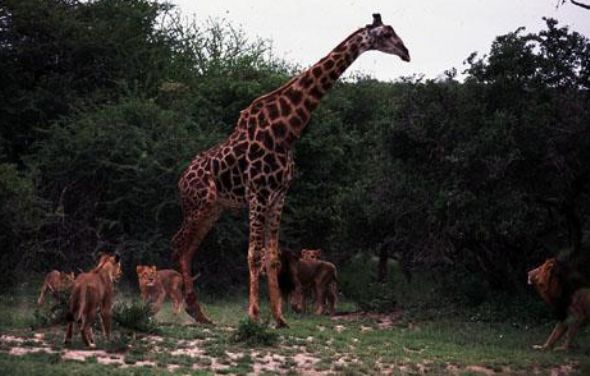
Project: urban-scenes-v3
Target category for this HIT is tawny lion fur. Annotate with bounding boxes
[37,270,75,306]
[528,257,590,350]
[301,248,322,261]
[136,265,189,315]
[278,249,337,316]
[65,253,122,347]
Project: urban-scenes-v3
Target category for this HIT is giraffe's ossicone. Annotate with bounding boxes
[172,13,410,327]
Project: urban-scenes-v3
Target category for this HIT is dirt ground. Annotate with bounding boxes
[0,311,582,375]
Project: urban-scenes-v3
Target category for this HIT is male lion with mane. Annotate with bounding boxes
[528,257,590,350]
[65,252,122,347]
[136,265,190,315]
[37,270,75,306]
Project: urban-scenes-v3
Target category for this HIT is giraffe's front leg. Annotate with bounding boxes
[247,204,265,322]
[264,194,288,328]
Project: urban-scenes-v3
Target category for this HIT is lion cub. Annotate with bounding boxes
[294,258,338,315]
[298,248,337,315]
[528,258,590,350]
[277,249,338,315]
[136,265,186,315]
[37,270,75,306]
[65,252,122,347]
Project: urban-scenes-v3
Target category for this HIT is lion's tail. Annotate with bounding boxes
[181,273,200,293]
[327,262,338,284]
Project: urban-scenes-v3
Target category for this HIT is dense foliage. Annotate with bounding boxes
[1,1,589,303]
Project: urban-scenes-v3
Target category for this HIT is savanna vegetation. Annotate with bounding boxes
[1,0,590,374]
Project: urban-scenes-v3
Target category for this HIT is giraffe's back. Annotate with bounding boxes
[178,128,294,210]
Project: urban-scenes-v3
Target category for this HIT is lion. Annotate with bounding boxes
[136,265,190,315]
[278,249,338,315]
[64,252,122,347]
[37,270,75,306]
[528,257,590,350]
[301,248,322,261]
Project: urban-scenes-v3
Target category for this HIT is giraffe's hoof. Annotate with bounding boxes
[185,306,214,325]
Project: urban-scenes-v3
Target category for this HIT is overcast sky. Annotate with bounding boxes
[173,0,590,81]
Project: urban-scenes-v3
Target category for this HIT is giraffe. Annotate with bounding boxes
[172,13,410,327]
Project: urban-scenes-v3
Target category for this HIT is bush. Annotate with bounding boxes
[112,300,160,334]
[339,255,397,313]
[32,290,71,329]
[346,281,397,313]
[0,163,47,288]
[439,268,491,307]
[231,319,278,347]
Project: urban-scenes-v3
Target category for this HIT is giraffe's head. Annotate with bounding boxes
[366,13,410,62]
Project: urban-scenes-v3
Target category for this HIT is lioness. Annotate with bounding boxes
[65,252,122,347]
[301,248,322,261]
[528,257,590,350]
[136,265,187,315]
[278,249,338,315]
[37,270,75,306]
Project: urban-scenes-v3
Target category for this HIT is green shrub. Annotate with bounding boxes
[112,300,160,334]
[230,319,278,347]
[339,255,397,313]
[0,163,47,288]
[32,290,71,329]
[346,281,397,313]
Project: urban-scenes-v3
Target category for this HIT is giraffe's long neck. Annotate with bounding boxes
[243,28,371,146]
[279,28,371,140]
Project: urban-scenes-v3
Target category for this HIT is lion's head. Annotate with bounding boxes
[60,272,76,289]
[95,252,122,282]
[301,248,322,261]
[527,258,563,306]
[136,265,158,287]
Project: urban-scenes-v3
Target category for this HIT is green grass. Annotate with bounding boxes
[0,275,588,375]
[0,352,168,376]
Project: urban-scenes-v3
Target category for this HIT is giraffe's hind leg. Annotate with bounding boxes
[172,176,222,324]
[263,193,288,328]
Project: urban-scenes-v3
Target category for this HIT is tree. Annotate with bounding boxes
[559,0,590,11]
[0,0,288,288]
[377,18,590,290]
[0,0,176,164]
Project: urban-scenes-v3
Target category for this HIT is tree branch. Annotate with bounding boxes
[561,0,590,10]
[571,0,590,9]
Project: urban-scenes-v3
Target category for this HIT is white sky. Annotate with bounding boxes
[173,0,590,81]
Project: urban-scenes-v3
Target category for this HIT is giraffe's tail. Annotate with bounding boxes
[171,230,183,264]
